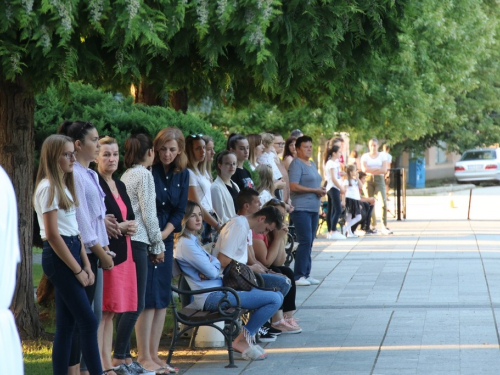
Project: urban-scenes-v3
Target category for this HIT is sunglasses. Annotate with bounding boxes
[189,133,203,138]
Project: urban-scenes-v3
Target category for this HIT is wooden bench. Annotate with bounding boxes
[167,275,242,368]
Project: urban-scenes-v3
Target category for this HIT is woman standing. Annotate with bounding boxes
[360,138,392,235]
[147,127,189,373]
[324,145,346,240]
[288,136,325,286]
[58,121,113,374]
[211,151,240,223]
[283,136,297,171]
[227,134,254,190]
[186,134,219,244]
[247,134,264,171]
[34,135,101,375]
[202,135,215,182]
[120,134,167,373]
[96,137,141,374]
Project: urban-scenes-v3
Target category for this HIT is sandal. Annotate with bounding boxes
[234,345,267,361]
[161,364,179,373]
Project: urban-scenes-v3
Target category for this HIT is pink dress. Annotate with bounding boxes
[102,193,138,312]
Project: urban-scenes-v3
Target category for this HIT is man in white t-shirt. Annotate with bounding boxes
[213,191,291,297]
[0,167,24,374]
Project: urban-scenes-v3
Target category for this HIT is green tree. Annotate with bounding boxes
[0,0,403,339]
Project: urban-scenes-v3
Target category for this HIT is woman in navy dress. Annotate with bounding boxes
[147,127,189,372]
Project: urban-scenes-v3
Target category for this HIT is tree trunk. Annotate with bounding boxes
[169,87,188,113]
[0,76,44,339]
[135,81,162,106]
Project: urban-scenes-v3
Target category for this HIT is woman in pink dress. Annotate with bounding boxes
[96,136,138,374]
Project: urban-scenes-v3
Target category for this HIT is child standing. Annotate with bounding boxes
[343,164,362,238]
[34,135,102,374]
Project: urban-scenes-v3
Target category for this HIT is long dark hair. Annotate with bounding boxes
[323,145,340,165]
[58,120,95,143]
[123,134,153,168]
[283,136,297,160]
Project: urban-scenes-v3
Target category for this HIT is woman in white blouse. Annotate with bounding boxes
[121,134,167,372]
[210,151,240,224]
[360,138,392,235]
[186,134,220,244]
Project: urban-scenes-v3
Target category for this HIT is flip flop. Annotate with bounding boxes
[234,345,267,361]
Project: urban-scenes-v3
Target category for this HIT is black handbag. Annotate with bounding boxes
[222,260,277,292]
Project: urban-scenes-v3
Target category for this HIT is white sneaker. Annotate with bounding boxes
[355,230,366,237]
[326,232,332,239]
[330,231,346,240]
[295,277,311,286]
[306,277,320,285]
[380,227,393,235]
[346,232,358,238]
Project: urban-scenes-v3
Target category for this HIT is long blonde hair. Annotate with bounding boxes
[247,133,262,167]
[154,127,188,173]
[34,135,79,210]
[256,164,274,194]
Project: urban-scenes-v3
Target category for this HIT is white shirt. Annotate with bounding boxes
[189,169,213,212]
[34,179,80,238]
[324,159,340,191]
[380,151,393,164]
[0,167,23,374]
[344,179,361,200]
[259,189,274,207]
[213,215,250,265]
[360,152,387,175]
[258,151,283,180]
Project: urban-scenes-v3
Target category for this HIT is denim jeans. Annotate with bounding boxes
[260,273,291,298]
[365,174,387,227]
[42,236,102,375]
[113,241,149,359]
[290,210,319,280]
[327,188,342,232]
[204,289,282,337]
[69,252,100,368]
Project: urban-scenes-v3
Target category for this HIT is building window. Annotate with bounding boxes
[436,141,447,164]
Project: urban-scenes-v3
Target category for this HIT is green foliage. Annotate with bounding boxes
[35,82,226,174]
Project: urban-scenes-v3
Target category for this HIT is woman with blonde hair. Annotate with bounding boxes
[255,164,275,207]
[186,134,220,245]
[247,134,264,171]
[34,134,101,374]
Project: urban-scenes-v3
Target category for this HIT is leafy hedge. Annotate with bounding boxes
[35,83,226,174]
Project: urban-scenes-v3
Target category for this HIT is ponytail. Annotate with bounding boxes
[124,134,153,168]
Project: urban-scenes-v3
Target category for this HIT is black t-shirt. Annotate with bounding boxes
[226,181,239,213]
[232,167,254,191]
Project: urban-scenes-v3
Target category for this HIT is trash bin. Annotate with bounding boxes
[195,323,226,348]
[408,158,425,188]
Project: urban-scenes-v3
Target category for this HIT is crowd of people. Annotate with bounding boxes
[33,122,393,374]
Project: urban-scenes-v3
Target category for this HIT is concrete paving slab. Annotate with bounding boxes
[178,187,500,374]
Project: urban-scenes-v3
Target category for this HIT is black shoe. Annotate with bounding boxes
[257,326,277,342]
[263,321,282,336]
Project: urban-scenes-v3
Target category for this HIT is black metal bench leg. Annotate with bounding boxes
[225,323,237,368]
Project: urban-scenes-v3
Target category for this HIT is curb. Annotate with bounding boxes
[405,184,476,196]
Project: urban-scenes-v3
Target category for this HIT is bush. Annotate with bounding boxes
[35,83,226,175]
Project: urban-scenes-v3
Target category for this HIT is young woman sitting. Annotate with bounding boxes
[174,200,283,360]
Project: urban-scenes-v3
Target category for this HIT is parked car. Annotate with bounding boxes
[454,148,500,184]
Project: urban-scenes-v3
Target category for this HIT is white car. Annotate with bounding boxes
[454,148,500,184]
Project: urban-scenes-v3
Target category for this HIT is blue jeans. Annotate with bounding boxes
[327,188,342,232]
[42,236,102,375]
[204,289,282,337]
[114,241,149,359]
[290,210,319,280]
[260,273,291,298]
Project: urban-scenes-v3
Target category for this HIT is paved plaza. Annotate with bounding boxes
[180,186,500,374]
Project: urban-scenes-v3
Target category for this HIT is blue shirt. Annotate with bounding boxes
[151,163,190,234]
[174,233,222,309]
[289,158,322,212]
